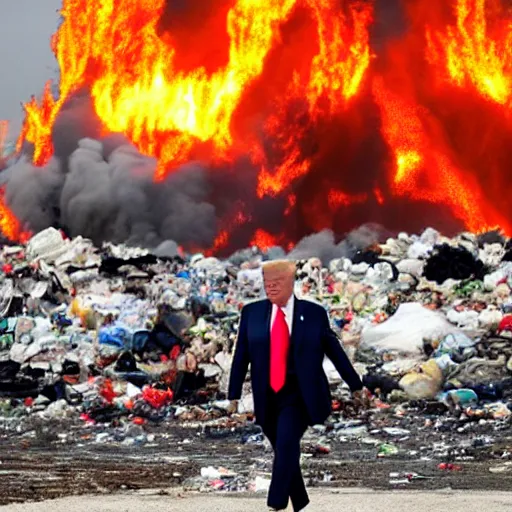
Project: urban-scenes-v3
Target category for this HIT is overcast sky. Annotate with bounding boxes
[0,0,62,140]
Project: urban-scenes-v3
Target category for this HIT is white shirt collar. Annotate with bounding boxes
[271,295,295,333]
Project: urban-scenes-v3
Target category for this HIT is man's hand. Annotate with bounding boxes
[352,388,372,410]
[227,400,239,415]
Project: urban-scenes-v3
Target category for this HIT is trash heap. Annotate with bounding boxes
[327,228,512,419]
[0,225,511,432]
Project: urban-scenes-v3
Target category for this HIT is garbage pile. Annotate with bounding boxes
[0,226,511,433]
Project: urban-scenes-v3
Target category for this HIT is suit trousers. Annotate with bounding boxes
[262,378,310,511]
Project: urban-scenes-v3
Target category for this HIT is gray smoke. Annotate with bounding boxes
[5,138,217,248]
[52,91,102,160]
[288,230,341,264]
[153,240,180,259]
[3,156,64,232]
[338,223,392,258]
[288,224,390,265]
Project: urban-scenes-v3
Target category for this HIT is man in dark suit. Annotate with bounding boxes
[228,260,367,511]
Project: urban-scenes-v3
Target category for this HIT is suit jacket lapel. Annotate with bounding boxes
[262,300,272,381]
[292,297,305,352]
[264,299,272,344]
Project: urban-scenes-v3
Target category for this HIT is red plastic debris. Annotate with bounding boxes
[2,263,13,274]
[142,386,173,408]
[99,379,117,404]
[170,345,181,361]
[80,413,95,424]
[209,479,225,490]
[132,416,146,425]
[24,397,34,407]
[374,399,391,409]
[498,315,512,333]
[373,312,387,324]
[438,463,462,471]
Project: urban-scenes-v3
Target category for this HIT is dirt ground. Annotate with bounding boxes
[2,489,512,512]
[0,434,511,505]
[0,407,511,506]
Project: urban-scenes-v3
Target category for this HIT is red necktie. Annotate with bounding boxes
[270,307,290,392]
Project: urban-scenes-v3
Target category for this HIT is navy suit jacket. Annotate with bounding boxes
[228,297,363,426]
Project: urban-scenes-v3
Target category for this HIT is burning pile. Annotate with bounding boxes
[0,0,512,254]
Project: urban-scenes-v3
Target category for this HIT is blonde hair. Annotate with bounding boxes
[262,260,296,276]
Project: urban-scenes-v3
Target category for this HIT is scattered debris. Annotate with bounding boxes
[0,226,511,499]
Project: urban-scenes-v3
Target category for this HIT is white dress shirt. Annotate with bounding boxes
[270,295,295,335]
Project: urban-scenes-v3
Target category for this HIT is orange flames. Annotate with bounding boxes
[328,190,368,211]
[254,106,313,199]
[254,0,373,199]
[0,189,30,243]
[20,0,300,173]
[7,0,512,249]
[305,0,373,114]
[426,0,512,106]
[0,123,30,242]
[250,229,282,251]
[372,0,512,235]
[373,76,511,233]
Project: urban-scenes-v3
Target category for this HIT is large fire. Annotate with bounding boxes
[0,188,30,243]
[426,0,512,106]
[372,75,510,233]
[6,0,512,250]
[0,121,31,242]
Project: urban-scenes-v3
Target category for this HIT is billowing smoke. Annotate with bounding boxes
[5,136,217,249]
[2,157,64,233]
[288,223,391,265]
[4,84,299,252]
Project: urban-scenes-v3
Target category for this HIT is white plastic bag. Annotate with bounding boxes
[361,303,460,355]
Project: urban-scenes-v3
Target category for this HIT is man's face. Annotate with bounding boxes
[263,269,295,307]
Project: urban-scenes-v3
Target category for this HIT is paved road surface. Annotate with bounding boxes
[1,489,511,512]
